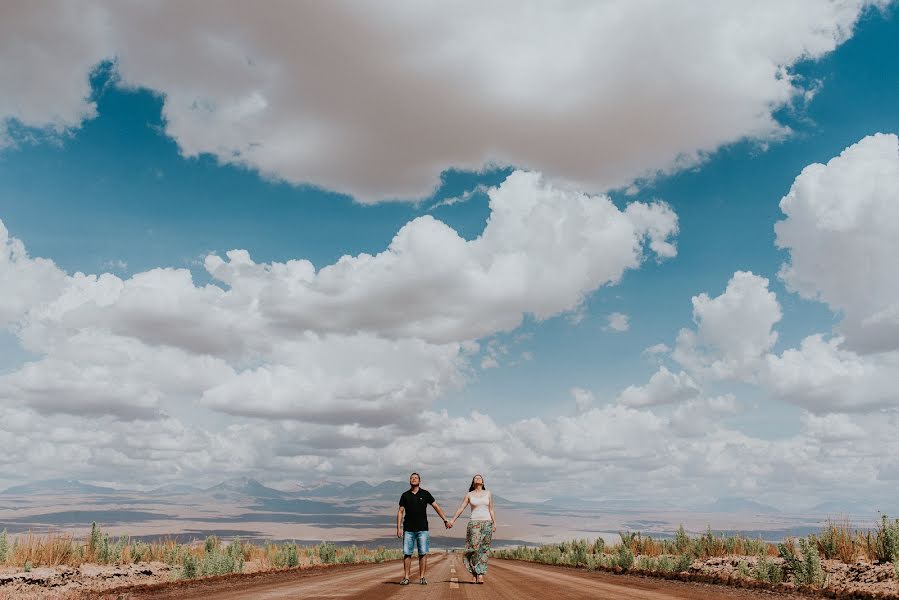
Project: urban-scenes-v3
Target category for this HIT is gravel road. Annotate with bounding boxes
[108,554,807,600]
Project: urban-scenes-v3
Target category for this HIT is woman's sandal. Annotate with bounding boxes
[400,577,409,585]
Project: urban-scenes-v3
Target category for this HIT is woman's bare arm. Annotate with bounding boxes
[449,493,470,525]
[488,491,498,532]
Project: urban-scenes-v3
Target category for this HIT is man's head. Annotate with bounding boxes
[409,472,421,488]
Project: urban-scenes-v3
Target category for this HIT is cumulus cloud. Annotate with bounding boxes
[776,133,899,353]
[673,271,782,380]
[764,334,899,413]
[0,169,676,443]
[0,1,882,199]
[616,366,701,407]
[0,221,67,327]
[571,387,595,413]
[606,312,630,332]
[203,171,677,344]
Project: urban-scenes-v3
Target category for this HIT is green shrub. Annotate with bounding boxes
[674,524,690,554]
[0,529,8,563]
[569,539,589,566]
[737,560,750,578]
[205,535,219,554]
[24,560,32,572]
[753,555,783,584]
[675,553,692,572]
[592,537,605,555]
[317,541,337,564]
[271,543,299,568]
[874,515,899,563]
[779,538,825,587]
[181,554,198,579]
[615,543,634,570]
[89,522,102,558]
[656,555,675,572]
[373,546,389,563]
[338,545,358,564]
[618,532,637,550]
[226,538,245,563]
[201,550,240,576]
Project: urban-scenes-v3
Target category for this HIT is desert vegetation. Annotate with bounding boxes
[0,523,402,580]
[493,515,899,592]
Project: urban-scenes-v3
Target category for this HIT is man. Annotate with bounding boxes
[397,472,450,585]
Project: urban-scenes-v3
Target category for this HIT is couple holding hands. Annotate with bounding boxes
[396,472,497,585]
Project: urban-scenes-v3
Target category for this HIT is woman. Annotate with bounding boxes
[449,474,497,584]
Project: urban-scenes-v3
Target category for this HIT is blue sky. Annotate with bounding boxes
[0,2,898,508]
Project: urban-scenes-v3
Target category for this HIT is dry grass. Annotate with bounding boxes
[0,525,401,576]
[9,532,83,568]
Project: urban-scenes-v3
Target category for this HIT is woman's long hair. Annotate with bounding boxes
[468,474,486,492]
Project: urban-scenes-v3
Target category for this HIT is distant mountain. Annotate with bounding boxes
[703,497,781,514]
[297,480,408,499]
[2,479,118,495]
[148,483,205,496]
[206,477,288,500]
[810,500,880,516]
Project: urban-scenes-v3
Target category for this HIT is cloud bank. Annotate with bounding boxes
[0,1,884,200]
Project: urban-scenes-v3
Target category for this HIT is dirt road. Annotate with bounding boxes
[113,554,806,600]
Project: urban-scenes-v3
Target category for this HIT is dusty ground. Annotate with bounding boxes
[91,554,814,600]
[4,554,899,599]
[0,559,290,599]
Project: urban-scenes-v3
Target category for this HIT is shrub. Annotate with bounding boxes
[753,555,783,584]
[779,537,825,587]
[88,523,102,559]
[592,537,605,555]
[817,518,855,562]
[201,550,240,576]
[271,543,299,568]
[618,532,637,552]
[317,541,337,564]
[372,546,389,563]
[675,553,692,572]
[615,543,634,570]
[24,560,32,572]
[674,525,689,554]
[656,555,675,572]
[205,535,219,554]
[338,545,358,564]
[874,515,899,563]
[181,553,198,579]
[569,539,589,566]
[0,529,8,564]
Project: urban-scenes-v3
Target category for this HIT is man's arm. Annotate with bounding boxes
[430,500,450,527]
[397,505,404,538]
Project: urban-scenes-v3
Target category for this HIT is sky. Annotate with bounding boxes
[0,1,898,510]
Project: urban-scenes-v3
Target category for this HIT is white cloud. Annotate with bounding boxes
[203,171,677,344]
[776,133,899,354]
[764,334,899,413]
[0,221,67,328]
[0,2,881,200]
[673,271,782,380]
[0,168,676,466]
[199,335,466,425]
[571,387,595,413]
[616,366,701,407]
[606,312,630,332]
[644,343,670,356]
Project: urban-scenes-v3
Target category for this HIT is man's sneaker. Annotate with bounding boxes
[400,578,409,585]
[420,577,428,585]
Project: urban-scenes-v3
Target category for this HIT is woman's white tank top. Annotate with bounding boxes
[469,491,491,520]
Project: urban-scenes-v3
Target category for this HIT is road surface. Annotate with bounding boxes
[112,554,805,600]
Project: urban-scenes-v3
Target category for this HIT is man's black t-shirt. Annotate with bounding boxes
[399,488,435,532]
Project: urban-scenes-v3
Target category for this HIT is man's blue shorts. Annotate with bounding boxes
[402,530,430,556]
